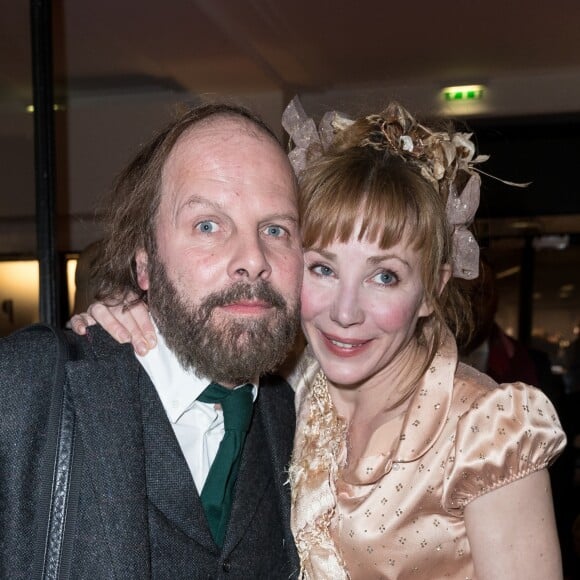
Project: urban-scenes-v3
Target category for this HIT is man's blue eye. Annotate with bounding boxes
[265,225,285,237]
[197,220,217,233]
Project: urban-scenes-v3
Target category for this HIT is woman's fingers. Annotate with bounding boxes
[69,312,97,335]
[87,301,156,355]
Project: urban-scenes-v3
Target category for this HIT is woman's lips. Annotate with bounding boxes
[319,330,371,357]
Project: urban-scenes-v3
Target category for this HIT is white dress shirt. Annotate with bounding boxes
[136,330,258,493]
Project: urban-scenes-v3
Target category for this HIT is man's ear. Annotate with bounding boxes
[418,264,453,318]
[135,249,150,291]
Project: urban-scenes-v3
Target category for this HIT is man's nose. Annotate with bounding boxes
[228,233,272,281]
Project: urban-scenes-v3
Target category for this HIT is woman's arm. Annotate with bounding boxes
[70,299,156,356]
[464,468,562,580]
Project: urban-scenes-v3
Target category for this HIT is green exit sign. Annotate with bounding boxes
[443,85,484,101]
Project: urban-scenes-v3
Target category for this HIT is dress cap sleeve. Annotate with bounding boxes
[443,381,566,515]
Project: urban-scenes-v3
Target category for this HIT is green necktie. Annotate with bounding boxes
[198,382,254,547]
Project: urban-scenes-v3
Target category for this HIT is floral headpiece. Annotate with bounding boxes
[282,97,489,280]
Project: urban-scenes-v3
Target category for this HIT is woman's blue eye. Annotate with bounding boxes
[312,264,334,277]
[374,271,397,285]
[196,220,218,233]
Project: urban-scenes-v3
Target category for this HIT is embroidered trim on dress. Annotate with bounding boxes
[289,370,350,579]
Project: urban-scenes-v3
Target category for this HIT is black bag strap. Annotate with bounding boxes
[32,325,83,580]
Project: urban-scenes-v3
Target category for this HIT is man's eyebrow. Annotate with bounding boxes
[171,195,223,224]
[183,195,223,210]
[175,198,298,228]
[181,199,297,223]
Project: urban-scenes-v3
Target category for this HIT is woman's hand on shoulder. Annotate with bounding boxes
[70,295,156,356]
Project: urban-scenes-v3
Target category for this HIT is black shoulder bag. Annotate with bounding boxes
[32,325,83,580]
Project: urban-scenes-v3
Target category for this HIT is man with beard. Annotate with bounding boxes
[0,104,302,578]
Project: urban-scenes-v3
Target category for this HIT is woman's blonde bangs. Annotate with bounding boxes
[299,152,433,252]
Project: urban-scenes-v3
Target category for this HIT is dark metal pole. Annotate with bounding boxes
[30,0,61,325]
[518,235,535,347]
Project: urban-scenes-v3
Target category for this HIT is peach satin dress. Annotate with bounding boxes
[290,331,566,579]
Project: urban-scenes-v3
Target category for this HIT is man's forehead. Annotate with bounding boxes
[163,115,293,180]
[163,117,284,179]
[158,113,297,210]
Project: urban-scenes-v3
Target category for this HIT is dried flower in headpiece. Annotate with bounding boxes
[356,105,496,279]
[361,104,489,191]
[282,96,524,281]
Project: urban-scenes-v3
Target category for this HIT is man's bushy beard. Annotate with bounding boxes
[147,254,300,385]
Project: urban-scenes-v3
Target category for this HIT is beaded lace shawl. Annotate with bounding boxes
[288,366,349,579]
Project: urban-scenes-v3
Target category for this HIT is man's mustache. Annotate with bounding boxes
[200,280,287,311]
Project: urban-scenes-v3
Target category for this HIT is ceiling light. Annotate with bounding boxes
[26,104,66,113]
[442,84,485,101]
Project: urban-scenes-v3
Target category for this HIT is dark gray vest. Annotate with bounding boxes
[139,372,296,579]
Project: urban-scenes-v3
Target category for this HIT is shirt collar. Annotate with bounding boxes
[136,326,258,423]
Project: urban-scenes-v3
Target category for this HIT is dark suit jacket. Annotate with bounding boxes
[0,325,298,579]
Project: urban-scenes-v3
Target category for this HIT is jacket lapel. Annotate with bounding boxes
[223,374,297,561]
[66,339,150,578]
[138,370,217,552]
[222,398,271,552]
[259,374,296,529]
